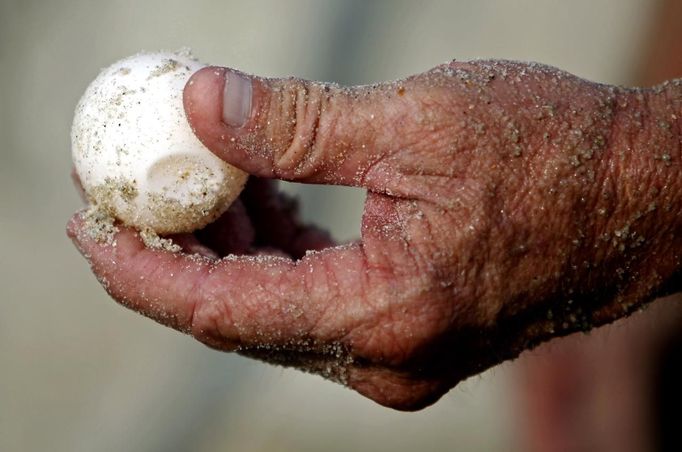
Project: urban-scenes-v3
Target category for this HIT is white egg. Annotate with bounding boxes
[72,50,247,234]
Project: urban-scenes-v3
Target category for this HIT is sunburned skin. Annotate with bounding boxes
[68,59,681,410]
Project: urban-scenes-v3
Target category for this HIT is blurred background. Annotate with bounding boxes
[1,0,681,451]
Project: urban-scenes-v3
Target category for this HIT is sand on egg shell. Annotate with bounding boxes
[72,50,248,245]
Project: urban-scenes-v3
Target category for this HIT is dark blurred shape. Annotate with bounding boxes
[637,0,682,85]
[653,326,682,452]
[639,1,682,450]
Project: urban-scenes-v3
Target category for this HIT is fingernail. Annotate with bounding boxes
[223,69,252,127]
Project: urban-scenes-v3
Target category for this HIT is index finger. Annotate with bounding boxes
[66,212,370,350]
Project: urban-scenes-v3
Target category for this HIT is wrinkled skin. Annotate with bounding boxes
[67,60,682,410]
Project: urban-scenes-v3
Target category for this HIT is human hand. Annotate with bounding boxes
[68,60,681,410]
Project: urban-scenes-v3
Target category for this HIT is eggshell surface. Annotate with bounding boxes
[72,51,247,234]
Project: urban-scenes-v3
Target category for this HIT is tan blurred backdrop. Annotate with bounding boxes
[0,0,666,451]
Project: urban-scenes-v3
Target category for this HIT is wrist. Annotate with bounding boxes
[497,83,681,359]
[589,84,681,320]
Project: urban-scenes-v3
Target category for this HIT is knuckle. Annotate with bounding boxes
[190,278,239,350]
[351,289,449,368]
[349,367,449,411]
[270,81,334,179]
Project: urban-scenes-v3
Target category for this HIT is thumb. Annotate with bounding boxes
[183,66,443,190]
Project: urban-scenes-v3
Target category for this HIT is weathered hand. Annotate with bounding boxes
[68,60,681,410]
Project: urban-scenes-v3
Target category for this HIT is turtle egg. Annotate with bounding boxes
[71,50,247,234]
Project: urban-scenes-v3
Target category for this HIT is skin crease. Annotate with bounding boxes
[67,60,681,411]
